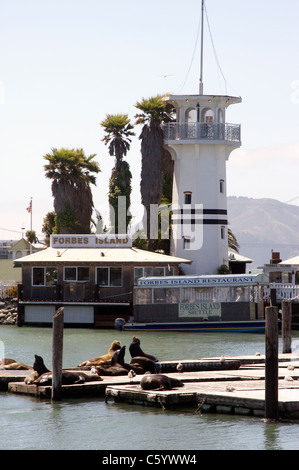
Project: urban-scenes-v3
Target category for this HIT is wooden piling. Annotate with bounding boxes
[51,307,64,401]
[265,306,279,420]
[282,300,292,354]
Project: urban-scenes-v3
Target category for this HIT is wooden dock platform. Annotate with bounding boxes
[3,354,299,419]
[105,362,299,419]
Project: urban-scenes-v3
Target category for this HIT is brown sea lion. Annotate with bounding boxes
[140,373,184,391]
[78,340,121,367]
[96,346,158,376]
[0,358,33,370]
[129,337,158,362]
[95,346,130,376]
[0,358,17,366]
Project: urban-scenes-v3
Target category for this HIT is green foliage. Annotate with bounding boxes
[217,264,231,274]
[134,94,175,251]
[108,161,132,233]
[6,285,18,298]
[132,233,148,250]
[44,147,100,185]
[26,230,38,244]
[135,94,175,125]
[42,212,56,238]
[54,203,77,234]
[43,147,100,234]
[101,114,134,233]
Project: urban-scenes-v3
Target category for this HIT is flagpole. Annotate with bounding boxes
[199,0,204,95]
[30,197,32,232]
[29,197,32,254]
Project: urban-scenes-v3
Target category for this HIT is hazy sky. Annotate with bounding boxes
[1,0,299,240]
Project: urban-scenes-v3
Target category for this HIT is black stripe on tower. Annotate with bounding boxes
[172,208,227,225]
[172,208,227,215]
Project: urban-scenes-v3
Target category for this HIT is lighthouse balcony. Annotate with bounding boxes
[163,122,241,144]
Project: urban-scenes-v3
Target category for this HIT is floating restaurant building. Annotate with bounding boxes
[15,234,190,327]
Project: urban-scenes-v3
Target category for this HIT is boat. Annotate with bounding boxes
[117,273,270,333]
[121,320,266,333]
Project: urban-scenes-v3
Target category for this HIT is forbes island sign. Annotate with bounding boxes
[179,302,221,319]
[50,234,132,249]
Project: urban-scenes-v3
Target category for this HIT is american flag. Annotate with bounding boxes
[26,200,32,213]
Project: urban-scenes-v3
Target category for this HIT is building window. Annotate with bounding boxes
[96,267,122,287]
[184,192,192,204]
[183,238,191,250]
[154,266,174,277]
[134,267,153,284]
[134,266,173,283]
[219,179,224,193]
[64,267,90,282]
[32,267,58,286]
[221,226,225,239]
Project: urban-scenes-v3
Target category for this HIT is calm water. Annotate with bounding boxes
[1,326,299,451]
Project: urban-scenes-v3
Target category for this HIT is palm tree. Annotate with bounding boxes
[101,114,134,233]
[228,228,240,253]
[44,147,100,234]
[135,94,174,250]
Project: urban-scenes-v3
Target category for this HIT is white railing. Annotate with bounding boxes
[265,284,299,302]
[163,122,241,143]
[0,281,18,299]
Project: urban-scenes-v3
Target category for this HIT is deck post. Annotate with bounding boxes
[51,307,64,401]
[265,306,279,420]
[282,300,292,354]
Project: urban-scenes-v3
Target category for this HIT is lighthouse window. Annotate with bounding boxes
[184,192,192,204]
[183,238,191,250]
[221,227,225,239]
[220,180,224,193]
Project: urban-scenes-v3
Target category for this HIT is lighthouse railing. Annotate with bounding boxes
[163,122,241,143]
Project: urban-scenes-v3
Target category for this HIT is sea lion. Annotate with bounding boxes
[35,370,103,386]
[0,358,33,370]
[25,354,103,385]
[33,354,50,375]
[95,346,130,376]
[25,354,51,384]
[78,340,121,367]
[130,356,159,374]
[96,346,158,376]
[129,337,158,362]
[140,373,184,391]
[0,358,17,366]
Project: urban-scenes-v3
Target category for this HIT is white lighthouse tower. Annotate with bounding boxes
[163,3,241,275]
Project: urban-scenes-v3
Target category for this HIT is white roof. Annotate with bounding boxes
[14,247,191,265]
[279,255,299,266]
[228,250,253,263]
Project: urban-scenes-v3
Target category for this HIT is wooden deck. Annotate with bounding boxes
[106,362,299,419]
[3,354,299,419]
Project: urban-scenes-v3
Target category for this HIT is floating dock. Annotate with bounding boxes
[106,363,299,419]
[3,354,299,420]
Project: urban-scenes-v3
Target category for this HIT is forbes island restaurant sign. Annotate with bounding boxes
[179,302,221,319]
[50,234,132,249]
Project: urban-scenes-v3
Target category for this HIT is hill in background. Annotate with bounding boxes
[227,196,299,271]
